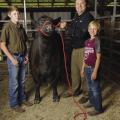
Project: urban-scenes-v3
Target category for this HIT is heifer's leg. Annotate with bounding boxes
[34,82,41,104]
[33,75,41,104]
[52,76,60,102]
[50,59,61,102]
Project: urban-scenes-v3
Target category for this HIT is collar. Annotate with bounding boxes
[10,21,21,28]
[75,10,88,18]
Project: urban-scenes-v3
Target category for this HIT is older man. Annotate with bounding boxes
[61,0,94,103]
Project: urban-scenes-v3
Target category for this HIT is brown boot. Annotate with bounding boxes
[22,101,33,107]
[79,97,88,104]
[88,109,103,116]
[11,106,25,113]
[83,101,93,108]
[62,92,73,98]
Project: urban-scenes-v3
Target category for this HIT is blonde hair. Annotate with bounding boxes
[8,6,19,13]
[88,20,101,32]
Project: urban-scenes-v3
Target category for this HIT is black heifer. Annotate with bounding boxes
[29,15,62,104]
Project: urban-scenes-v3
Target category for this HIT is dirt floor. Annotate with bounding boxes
[0,75,120,120]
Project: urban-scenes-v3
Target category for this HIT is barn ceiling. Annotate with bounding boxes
[0,0,75,8]
[0,0,119,9]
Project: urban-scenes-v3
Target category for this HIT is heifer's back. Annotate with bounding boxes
[29,15,62,103]
[30,30,61,80]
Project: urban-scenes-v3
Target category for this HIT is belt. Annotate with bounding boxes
[73,47,84,49]
[13,53,24,57]
[85,64,94,68]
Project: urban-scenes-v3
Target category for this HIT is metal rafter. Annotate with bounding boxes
[51,0,55,7]
[5,0,11,6]
[64,0,70,6]
[21,0,23,4]
[0,0,75,8]
[37,0,40,8]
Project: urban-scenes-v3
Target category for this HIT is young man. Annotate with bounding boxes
[0,6,32,113]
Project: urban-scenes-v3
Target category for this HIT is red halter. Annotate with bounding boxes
[37,21,52,37]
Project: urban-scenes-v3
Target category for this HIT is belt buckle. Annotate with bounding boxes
[85,64,92,68]
[88,66,92,68]
[14,53,23,56]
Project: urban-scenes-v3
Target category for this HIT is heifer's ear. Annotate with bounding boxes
[34,16,45,28]
[52,17,61,26]
[31,20,39,28]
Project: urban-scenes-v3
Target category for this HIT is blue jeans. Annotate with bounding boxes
[7,55,26,107]
[85,67,103,112]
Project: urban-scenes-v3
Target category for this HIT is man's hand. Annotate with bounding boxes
[24,56,29,64]
[60,22,67,29]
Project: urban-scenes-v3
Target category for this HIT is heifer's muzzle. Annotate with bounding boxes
[38,21,54,37]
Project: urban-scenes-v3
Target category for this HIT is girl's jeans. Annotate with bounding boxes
[85,66,103,112]
[7,54,26,107]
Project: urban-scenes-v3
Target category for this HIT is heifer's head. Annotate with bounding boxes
[36,15,61,37]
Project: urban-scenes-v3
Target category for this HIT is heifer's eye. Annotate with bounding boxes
[43,22,53,30]
[46,24,52,29]
[40,20,54,36]
[46,22,52,27]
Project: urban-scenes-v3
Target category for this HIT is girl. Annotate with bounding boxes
[81,20,103,116]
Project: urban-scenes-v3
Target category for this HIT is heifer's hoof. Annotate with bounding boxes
[34,98,42,104]
[53,96,60,102]
[34,99,40,104]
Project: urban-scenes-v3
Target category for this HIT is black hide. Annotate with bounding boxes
[29,15,62,103]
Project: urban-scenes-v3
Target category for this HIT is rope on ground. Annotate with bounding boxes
[59,31,87,120]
